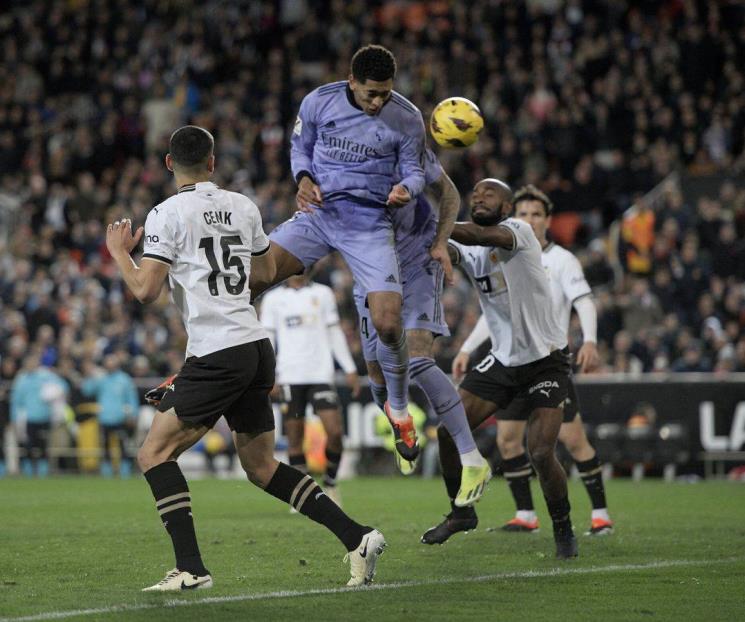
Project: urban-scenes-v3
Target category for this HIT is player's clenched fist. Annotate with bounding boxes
[106,218,144,258]
[296,176,323,212]
[386,184,411,207]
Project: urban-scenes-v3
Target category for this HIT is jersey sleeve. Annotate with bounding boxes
[142,207,177,266]
[498,218,533,252]
[423,147,443,185]
[396,113,426,198]
[248,201,270,256]
[290,91,318,181]
[322,286,341,326]
[560,253,592,302]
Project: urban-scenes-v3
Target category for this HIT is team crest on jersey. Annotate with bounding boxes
[489,251,499,263]
[293,116,302,136]
[311,296,319,307]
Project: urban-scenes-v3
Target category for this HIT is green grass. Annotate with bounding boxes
[1,476,744,621]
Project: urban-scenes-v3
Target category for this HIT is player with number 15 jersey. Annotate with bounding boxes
[143,181,270,358]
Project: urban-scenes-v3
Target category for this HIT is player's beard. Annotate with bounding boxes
[471,210,505,226]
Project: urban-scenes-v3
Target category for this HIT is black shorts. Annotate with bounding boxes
[280,384,339,420]
[158,339,276,435]
[498,377,579,423]
[460,349,571,414]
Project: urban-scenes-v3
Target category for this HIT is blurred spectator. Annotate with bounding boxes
[81,353,139,478]
[10,352,69,477]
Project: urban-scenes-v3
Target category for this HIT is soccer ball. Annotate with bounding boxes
[430,97,484,148]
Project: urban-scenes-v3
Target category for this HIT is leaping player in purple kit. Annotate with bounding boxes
[252,45,424,469]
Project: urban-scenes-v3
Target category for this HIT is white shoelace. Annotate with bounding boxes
[157,569,181,585]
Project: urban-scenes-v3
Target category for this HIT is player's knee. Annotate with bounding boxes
[497,434,524,458]
[527,443,554,471]
[373,318,402,344]
[242,460,275,488]
[137,446,166,473]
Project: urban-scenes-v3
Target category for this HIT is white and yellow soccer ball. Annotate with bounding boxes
[430,97,484,148]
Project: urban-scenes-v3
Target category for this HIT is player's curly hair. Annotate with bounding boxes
[513,184,554,216]
[351,45,397,83]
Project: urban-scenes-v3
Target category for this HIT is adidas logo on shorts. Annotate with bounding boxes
[417,313,430,321]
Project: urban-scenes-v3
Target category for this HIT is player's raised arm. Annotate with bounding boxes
[427,162,460,285]
[390,113,426,205]
[107,218,169,304]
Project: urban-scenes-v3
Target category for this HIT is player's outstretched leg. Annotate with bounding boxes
[409,356,491,504]
[559,416,613,535]
[236,430,386,586]
[139,411,213,592]
[421,426,478,545]
[527,408,577,559]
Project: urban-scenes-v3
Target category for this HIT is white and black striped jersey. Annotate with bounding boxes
[143,181,270,357]
[451,217,567,367]
[260,282,344,385]
[541,242,592,334]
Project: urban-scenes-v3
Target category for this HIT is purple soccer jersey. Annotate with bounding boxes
[290,81,426,205]
[271,81,427,295]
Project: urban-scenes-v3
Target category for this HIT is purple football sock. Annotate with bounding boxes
[410,357,477,455]
[375,333,409,412]
[368,379,388,411]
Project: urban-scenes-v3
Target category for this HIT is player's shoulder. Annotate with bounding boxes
[314,80,347,97]
[221,188,259,209]
[544,242,580,266]
[147,194,180,220]
[389,90,422,118]
[499,217,533,239]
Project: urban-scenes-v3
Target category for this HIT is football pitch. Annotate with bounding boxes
[1,476,743,621]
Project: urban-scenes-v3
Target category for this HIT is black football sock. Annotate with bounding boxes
[502,453,535,512]
[545,494,574,541]
[323,449,342,487]
[266,462,367,551]
[444,474,476,518]
[576,455,608,510]
[289,453,308,474]
[144,461,208,576]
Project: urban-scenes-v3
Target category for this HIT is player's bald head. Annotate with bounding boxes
[474,178,512,202]
[470,178,513,226]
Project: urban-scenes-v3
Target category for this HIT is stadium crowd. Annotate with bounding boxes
[1,0,745,443]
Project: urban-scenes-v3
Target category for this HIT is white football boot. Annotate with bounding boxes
[142,569,213,592]
[344,529,386,587]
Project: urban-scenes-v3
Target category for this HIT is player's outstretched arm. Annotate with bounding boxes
[250,248,277,289]
[451,222,515,250]
[107,218,169,304]
[428,171,460,285]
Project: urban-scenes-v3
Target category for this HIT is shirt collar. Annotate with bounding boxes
[178,181,217,194]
